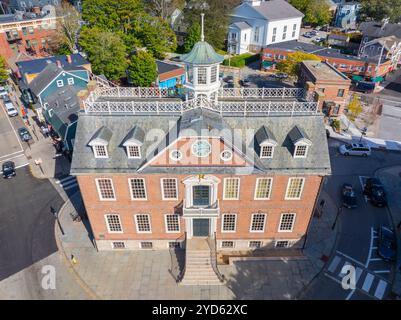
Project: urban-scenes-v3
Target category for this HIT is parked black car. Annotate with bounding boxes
[2,161,16,179]
[18,127,32,142]
[342,183,357,208]
[240,79,252,87]
[363,178,387,207]
[378,226,396,261]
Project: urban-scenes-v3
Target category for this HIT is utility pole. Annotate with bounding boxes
[331,206,343,230]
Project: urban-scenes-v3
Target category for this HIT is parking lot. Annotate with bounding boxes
[0,98,29,171]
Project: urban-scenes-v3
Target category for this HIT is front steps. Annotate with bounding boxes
[180,238,223,286]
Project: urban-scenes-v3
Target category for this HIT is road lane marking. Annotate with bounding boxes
[0,162,29,174]
[371,247,378,250]
[328,256,342,273]
[361,273,374,293]
[0,154,26,163]
[374,280,387,300]
[336,251,365,267]
[366,227,375,267]
[369,258,382,262]
[0,150,24,159]
[374,270,391,274]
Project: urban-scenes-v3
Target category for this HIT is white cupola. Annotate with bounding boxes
[181,14,225,101]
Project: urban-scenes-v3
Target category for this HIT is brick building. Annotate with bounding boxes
[261,40,392,79]
[71,21,331,284]
[300,60,351,116]
[0,11,58,69]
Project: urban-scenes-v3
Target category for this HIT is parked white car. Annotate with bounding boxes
[339,143,371,157]
[4,102,18,117]
[0,86,8,98]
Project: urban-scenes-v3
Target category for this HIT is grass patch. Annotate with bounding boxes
[222,53,260,68]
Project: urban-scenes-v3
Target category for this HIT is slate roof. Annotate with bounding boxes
[71,108,331,176]
[288,125,312,145]
[182,41,225,65]
[359,21,401,40]
[245,0,304,21]
[16,54,89,76]
[28,63,62,96]
[122,126,145,146]
[255,125,277,145]
[88,126,113,146]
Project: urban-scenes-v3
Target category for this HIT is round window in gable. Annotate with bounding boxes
[170,149,182,161]
[192,140,211,157]
[220,150,233,161]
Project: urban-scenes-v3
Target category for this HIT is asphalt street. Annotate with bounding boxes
[0,166,64,281]
[302,139,401,300]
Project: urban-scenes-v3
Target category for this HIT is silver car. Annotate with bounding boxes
[339,143,371,156]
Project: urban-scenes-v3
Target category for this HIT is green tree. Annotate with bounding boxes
[290,0,332,26]
[347,94,363,120]
[359,0,401,23]
[276,52,320,76]
[137,16,177,58]
[0,56,9,84]
[79,27,128,81]
[144,0,186,21]
[184,22,201,53]
[127,50,158,87]
[56,1,81,53]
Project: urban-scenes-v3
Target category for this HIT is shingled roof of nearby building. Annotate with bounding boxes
[71,109,331,176]
[243,0,304,21]
[359,21,401,39]
[28,63,62,96]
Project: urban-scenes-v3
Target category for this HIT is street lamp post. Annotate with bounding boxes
[359,127,367,143]
[51,206,65,235]
[331,206,343,230]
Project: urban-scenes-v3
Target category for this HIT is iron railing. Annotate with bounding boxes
[207,232,225,283]
[182,199,220,216]
[168,232,186,283]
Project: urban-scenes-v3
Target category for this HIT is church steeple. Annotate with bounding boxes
[181,14,224,102]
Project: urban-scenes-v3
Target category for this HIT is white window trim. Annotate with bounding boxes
[128,178,147,201]
[126,144,141,159]
[274,240,291,248]
[278,213,296,233]
[169,149,183,161]
[220,240,235,249]
[260,145,275,159]
[139,241,153,249]
[294,145,309,158]
[93,145,108,159]
[67,77,74,85]
[56,80,64,87]
[254,177,273,200]
[220,150,233,161]
[223,177,240,200]
[164,214,181,233]
[96,178,116,201]
[160,178,179,201]
[249,213,267,233]
[248,240,263,248]
[111,241,126,249]
[221,213,237,233]
[285,177,305,200]
[167,241,182,249]
[134,214,152,234]
[104,214,123,233]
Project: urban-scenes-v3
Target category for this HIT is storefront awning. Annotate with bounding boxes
[352,75,363,81]
[262,60,276,68]
[371,76,384,83]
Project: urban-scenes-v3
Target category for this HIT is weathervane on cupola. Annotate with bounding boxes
[181,13,225,102]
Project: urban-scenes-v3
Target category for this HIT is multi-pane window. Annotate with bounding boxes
[337,89,345,97]
[105,214,122,233]
[294,145,308,158]
[272,27,277,42]
[223,178,240,200]
[254,26,260,42]
[94,145,108,158]
[282,25,287,40]
[67,78,74,85]
[169,241,181,248]
[127,145,141,158]
[112,242,125,249]
[211,65,217,83]
[161,178,178,200]
[96,178,115,200]
[279,213,296,232]
[285,178,305,200]
[165,214,180,233]
[254,178,273,200]
[129,178,147,200]
[260,145,274,158]
[221,241,235,248]
[292,24,297,37]
[140,242,153,249]
[135,214,151,233]
[197,67,207,85]
[222,214,237,232]
[275,240,290,248]
[249,241,262,248]
[250,213,266,232]
[56,80,64,87]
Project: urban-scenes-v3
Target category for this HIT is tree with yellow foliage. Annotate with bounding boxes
[276,51,320,77]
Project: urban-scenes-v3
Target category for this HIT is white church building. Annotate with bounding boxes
[228,0,304,55]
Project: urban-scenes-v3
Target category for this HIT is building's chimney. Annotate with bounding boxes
[56,60,62,68]
[66,54,72,64]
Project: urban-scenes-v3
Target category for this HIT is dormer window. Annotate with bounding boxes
[122,126,145,160]
[88,126,113,159]
[260,145,274,158]
[288,125,312,159]
[94,145,108,158]
[127,144,141,159]
[255,126,277,160]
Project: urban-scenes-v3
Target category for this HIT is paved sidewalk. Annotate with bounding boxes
[55,190,338,300]
[375,166,401,297]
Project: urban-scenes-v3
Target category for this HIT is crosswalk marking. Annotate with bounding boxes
[328,256,341,273]
[374,280,387,299]
[55,176,78,190]
[361,273,374,293]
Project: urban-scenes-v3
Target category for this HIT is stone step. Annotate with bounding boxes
[180,279,223,286]
[185,266,215,272]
